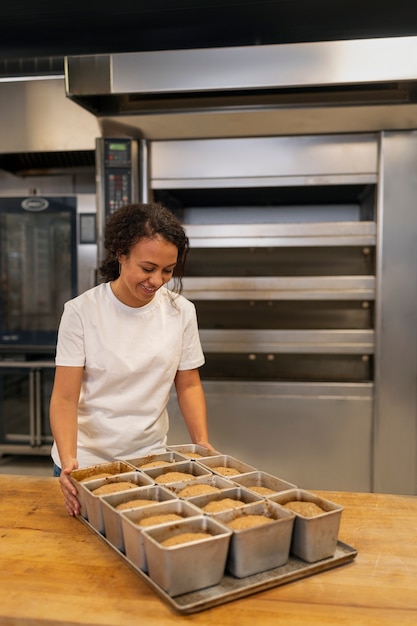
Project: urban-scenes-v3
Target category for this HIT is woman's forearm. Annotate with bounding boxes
[174,369,212,448]
[50,398,78,467]
[49,365,83,468]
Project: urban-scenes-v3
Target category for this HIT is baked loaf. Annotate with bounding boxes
[178,484,221,497]
[161,532,212,547]
[115,498,155,510]
[283,500,325,517]
[92,481,137,495]
[212,466,240,476]
[138,513,183,527]
[248,485,277,496]
[155,471,194,484]
[227,514,274,530]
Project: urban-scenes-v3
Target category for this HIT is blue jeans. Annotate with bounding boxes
[53,463,61,477]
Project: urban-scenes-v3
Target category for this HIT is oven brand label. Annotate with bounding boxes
[21,197,50,212]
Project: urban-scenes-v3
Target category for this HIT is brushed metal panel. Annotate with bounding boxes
[373,131,417,495]
[167,381,373,492]
[181,276,375,300]
[198,329,374,354]
[0,79,99,153]
[185,236,376,248]
[184,221,377,238]
[98,104,417,140]
[65,55,111,96]
[109,37,417,94]
[181,222,377,248]
[151,135,378,180]
[153,174,377,189]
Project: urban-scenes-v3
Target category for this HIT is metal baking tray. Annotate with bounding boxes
[77,516,357,614]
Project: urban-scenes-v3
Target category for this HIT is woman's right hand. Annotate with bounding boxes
[58,458,80,517]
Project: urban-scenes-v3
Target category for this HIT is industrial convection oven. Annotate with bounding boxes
[0,195,97,455]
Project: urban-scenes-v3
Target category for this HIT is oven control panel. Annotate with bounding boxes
[103,139,132,217]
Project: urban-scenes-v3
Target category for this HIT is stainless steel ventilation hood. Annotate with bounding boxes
[64,36,417,139]
[0,78,99,175]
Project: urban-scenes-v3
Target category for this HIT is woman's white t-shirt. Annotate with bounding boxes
[51,282,205,468]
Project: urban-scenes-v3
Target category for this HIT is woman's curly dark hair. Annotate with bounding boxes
[99,203,189,293]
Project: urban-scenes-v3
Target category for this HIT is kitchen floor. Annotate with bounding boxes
[0,454,52,476]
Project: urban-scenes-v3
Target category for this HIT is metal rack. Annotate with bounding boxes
[0,360,55,455]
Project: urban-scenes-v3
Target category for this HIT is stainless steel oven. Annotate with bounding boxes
[140,133,417,495]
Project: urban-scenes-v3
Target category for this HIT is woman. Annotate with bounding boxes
[50,202,213,516]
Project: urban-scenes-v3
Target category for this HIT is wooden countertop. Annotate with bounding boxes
[1,474,416,625]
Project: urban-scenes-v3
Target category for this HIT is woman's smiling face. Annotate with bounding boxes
[116,235,178,307]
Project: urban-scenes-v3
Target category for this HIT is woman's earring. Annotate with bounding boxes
[118,262,121,276]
